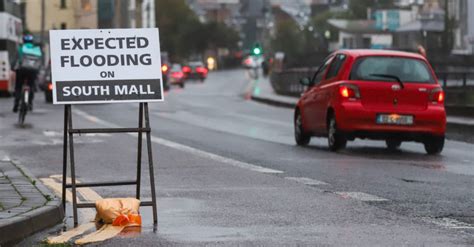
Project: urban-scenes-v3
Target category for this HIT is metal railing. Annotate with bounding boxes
[270,69,474,97]
[270,68,314,97]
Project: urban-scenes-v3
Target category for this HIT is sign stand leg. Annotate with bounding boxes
[144,103,158,225]
[136,103,143,199]
[67,106,79,227]
[62,105,70,211]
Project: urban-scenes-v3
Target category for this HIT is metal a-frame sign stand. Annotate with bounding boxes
[61,103,158,227]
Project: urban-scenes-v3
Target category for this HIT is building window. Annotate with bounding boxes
[60,0,67,9]
[61,23,67,29]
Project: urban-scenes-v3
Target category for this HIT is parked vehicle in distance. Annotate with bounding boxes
[161,52,170,91]
[183,61,208,81]
[37,64,52,103]
[294,49,446,154]
[168,64,185,88]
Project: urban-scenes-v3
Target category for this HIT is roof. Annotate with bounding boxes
[327,19,387,34]
[396,19,444,32]
[338,49,426,60]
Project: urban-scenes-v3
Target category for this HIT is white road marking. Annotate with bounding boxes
[43,130,111,138]
[1,156,11,162]
[285,177,328,186]
[74,109,284,174]
[335,192,389,202]
[423,217,474,229]
[154,110,292,128]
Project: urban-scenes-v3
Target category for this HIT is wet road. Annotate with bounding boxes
[1,69,474,246]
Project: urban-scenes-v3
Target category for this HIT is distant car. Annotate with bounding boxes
[161,63,170,91]
[161,52,170,91]
[37,64,52,103]
[294,49,446,154]
[183,61,208,81]
[168,64,185,88]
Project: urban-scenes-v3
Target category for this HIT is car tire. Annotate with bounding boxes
[180,82,185,88]
[294,110,310,146]
[327,114,346,152]
[424,136,444,155]
[386,139,402,150]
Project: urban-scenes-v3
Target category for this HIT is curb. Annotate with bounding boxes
[445,105,474,117]
[0,162,64,246]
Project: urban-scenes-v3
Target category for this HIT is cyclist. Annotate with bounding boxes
[13,34,43,112]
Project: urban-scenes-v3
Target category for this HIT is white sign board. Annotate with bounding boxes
[49,28,163,104]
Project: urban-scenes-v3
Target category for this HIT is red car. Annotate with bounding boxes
[183,61,208,81]
[168,64,186,88]
[294,49,446,154]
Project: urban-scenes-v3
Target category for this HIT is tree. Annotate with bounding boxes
[155,0,240,61]
[348,0,393,19]
[270,20,306,62]
[155,0,202,60]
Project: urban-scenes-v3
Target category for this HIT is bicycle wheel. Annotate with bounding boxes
[18,92,27,125]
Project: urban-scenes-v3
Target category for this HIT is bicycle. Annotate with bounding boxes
[18,83,30,125]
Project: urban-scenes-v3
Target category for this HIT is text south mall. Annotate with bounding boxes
[62,84,155,97]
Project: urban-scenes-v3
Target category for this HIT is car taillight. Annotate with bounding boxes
[48,83,53,91]
[172,72,183,78]
[196,67,208,74]
[161,64,168,73]
[182,66,191,73]
[430,88,444,104]
[339,84,360,100]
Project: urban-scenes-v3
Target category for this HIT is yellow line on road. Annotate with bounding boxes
[75,224,126,245]
[47,222,96,244]
[43,175,125,244]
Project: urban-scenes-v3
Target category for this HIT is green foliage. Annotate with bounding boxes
[349,0,394,19]
[271,20,306,59]
[311,10,352,42]
[155,0,239,61]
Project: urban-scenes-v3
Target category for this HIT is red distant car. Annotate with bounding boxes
[169,64,185,88]
[294,49,446,154]
[183,61,208,81]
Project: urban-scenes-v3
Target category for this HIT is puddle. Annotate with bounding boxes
[138,197,253,242]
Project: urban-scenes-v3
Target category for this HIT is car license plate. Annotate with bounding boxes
[376,114,413,125]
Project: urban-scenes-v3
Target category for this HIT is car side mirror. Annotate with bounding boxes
[299,77,312,86]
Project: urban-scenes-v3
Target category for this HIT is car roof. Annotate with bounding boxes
[337,49,426,60]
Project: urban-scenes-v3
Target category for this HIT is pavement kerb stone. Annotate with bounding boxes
[12,163,57,201]
[0,161,64,246]
[251,94,297,109]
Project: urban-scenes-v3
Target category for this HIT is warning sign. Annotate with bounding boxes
[49,28,163,104]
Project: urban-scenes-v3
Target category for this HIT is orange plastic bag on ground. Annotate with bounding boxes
[95,198,141,226]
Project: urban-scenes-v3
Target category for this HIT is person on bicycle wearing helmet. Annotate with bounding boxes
[13,34,43,112]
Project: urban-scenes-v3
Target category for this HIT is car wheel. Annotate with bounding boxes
[294,110,310,146]
[386,139,402,150]
[327,114,346,152]
[179,82,185,88]
[424,136,444,155]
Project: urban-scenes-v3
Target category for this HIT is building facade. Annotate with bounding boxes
[25,0,97,33]
[450,0,474,54]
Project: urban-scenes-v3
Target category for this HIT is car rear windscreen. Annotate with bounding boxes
[350,56,435,84]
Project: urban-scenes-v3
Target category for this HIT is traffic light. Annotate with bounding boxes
[251,43,263,56]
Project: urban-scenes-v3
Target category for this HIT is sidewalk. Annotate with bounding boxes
[251,77,474,128]
[0,154,63,246]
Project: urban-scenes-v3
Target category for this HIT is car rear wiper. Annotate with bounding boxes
[370,74,404,89]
